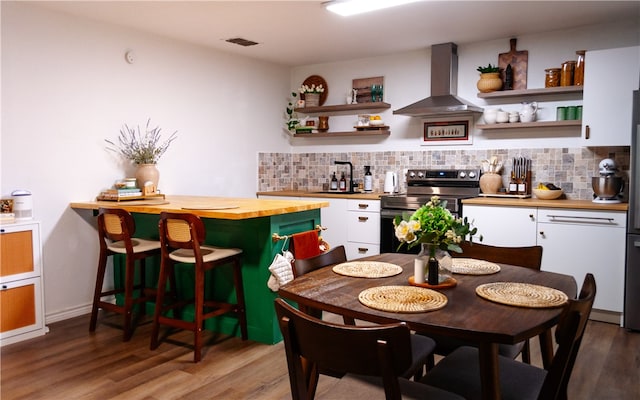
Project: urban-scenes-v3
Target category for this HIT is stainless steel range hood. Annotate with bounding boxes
[393,42,483,117]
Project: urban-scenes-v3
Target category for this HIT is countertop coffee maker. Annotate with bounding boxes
[592,158,624,203]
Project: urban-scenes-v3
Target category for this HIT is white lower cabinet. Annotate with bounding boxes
[346,200,380,260]
[463,204,627,323]
[537,209,626,319]
[463,205,538,246]
[1,221,47,345]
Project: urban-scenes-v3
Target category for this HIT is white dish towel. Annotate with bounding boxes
[267,251,294,292]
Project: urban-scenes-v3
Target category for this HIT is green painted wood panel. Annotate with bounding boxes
[113,209,321,344]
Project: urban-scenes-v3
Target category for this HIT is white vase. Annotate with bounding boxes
[135,163,160,189]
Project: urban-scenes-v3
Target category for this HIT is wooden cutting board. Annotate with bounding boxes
[499,38,528,90]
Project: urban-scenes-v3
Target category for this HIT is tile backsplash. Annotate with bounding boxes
[258,146,630,200]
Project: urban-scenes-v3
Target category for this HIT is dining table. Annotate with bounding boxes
[277,252,577,400]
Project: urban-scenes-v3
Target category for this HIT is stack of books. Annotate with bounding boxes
[97,188,143,201]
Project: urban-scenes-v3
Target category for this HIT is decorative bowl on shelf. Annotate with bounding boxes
[369,120,384,126]
[533,188,563,200]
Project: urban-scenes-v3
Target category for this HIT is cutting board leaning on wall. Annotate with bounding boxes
[499,38,528,90]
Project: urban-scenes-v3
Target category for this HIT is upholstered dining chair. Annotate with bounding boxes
[429,241,544,364]
[90,208,161,341]
[274,298,464,400]
[150,212,248,362]
[420,273,596,400]
[291,245,434,381]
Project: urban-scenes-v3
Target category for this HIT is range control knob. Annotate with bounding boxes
[417,171,425,178]
[468,171,476,178]
[458,171,466,178]
[409,171,416,178]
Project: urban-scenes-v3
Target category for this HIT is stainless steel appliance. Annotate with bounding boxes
[592,158,624,203]
[625,90,640,331]
[380,169,480,254]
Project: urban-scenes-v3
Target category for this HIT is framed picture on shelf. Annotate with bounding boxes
[421,117,473,145]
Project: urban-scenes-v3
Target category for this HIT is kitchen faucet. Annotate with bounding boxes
[334,160,354,192]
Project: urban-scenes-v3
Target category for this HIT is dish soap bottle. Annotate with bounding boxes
[364,166,373,192]
[330,172,338,191]
[339,172,347,191]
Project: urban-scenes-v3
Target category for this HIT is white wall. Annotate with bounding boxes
[290,18,639,153]
[1,2,292,321]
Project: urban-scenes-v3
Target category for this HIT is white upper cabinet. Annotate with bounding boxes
[582,46,640,146]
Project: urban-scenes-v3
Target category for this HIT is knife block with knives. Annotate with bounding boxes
[508,157,532,197]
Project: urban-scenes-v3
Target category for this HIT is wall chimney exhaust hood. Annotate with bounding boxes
[393,42,483,117]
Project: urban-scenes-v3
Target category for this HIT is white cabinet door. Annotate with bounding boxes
[537,209,627,315]
[305,197,348,250]
[582,46,640,146]
[463,205,537,247]
[346,199,380,260]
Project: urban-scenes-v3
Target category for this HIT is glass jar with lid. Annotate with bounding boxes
[545,68,561,87]
[561,61,577,86]
[574,50,586,86]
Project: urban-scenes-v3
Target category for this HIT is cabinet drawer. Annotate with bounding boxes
[0,222,42,282]
[0,277,44,340]
[347,211,380,243]
[347,199,380,213]
[346,243,380,260]
[537,209,626,227]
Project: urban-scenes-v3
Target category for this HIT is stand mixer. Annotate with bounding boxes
[592,158,624,203]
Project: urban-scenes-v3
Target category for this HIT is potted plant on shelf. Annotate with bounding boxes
[299,83,325,107]
[476,64,503,93]
[105,119,177,190]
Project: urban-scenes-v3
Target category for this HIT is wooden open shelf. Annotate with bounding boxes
[477,120,581,130]
[477,86,583,99]
[294,102,391,114]
[293,130,390,138]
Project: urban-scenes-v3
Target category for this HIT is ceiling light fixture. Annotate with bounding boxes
[324,0,421,17]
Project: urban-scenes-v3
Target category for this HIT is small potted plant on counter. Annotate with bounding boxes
[476,64,503,93]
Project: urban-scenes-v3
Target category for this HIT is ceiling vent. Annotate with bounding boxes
[225,37,259,47]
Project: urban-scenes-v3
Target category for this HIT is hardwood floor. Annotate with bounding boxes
[2,312,639,399]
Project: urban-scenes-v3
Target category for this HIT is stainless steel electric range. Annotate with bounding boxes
[380,168,480,254]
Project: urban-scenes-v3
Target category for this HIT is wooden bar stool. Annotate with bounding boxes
[90,208,161,341]
[150,211,248,362]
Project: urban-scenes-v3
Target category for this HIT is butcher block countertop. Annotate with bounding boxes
[256,190,385,200]
[463,196,628,211]
[70,195,329,220]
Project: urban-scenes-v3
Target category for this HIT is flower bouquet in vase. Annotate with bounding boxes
[393,196,480,285]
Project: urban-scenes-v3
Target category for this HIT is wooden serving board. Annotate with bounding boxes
[499,38,528,90]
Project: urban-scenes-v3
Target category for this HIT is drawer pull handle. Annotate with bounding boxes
[358,216,369,222]
[358,247,369,253]
[585,125,590,140]
[358,204,369,209]
[539,231,545,237]
[2,285,7,290]
[529,214,534,219]
[547,215,615,223]
[634,241,640,248]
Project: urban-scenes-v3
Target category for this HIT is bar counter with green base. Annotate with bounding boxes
[70,195,329,344]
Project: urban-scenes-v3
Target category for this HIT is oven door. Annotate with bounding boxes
[380,209,421,254]
[380,197,463,254]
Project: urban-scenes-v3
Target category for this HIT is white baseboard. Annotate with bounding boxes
[45,304,92,324]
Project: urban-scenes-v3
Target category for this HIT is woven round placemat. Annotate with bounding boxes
[358,286,448,313]
[450,258,501,275]
[332,261,403,278]
[476,282,569,308]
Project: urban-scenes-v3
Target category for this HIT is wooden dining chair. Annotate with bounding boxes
[90,208,161,341]
[292,245,434,381]
[292,245,352,322]
[274,298,464,400]
[420,273,596,400]
[150,212,248,362]
[429,241,544,364]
